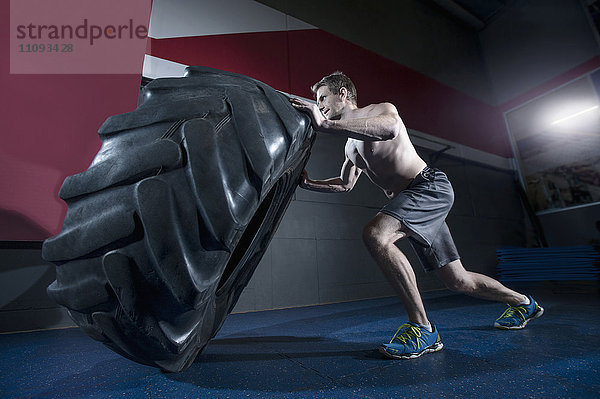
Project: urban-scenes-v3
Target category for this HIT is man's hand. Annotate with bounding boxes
[289,97,326,129]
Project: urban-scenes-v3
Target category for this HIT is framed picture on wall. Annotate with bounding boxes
[505,70,600,213]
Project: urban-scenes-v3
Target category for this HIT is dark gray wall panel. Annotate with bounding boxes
[539,204,600,246]
[232,139,526,313]
[0,248,75,333]
[271,238,320,309]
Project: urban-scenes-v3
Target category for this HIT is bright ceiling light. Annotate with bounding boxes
[551,105,599,125]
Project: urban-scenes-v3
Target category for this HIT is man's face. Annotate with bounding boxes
[316,85,344,120]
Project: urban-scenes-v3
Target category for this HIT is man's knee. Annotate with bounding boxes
[362,214,408,251]
[362,224,384,249]
[362,222,399,250]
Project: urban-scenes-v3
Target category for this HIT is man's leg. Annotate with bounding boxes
[434,260,527,306]
[364,213,444,359]
[435,259,544,329]
[362,213,428,326]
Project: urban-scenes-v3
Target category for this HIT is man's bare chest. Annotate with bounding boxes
[345,139,395,169]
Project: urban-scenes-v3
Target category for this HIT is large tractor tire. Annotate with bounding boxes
[42,66,315,372]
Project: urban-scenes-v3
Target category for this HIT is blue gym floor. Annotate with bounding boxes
[1,287,599,398]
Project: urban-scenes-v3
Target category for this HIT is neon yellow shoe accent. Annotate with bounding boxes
[380,322,443,359]
[494,295,544,330]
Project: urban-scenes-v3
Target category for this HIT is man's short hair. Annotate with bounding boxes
[311,71,358,106]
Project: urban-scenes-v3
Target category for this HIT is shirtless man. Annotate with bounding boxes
[290,71,544,359]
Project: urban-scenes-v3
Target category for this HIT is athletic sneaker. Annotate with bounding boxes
[494,295,544,330]
[379,321,443,359]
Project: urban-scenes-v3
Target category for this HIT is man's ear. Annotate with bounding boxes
[339,87,348,101]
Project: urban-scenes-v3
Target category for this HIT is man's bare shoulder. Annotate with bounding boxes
[360,102,400,117]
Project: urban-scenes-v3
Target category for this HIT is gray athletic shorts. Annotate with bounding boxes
[380,166,460,272]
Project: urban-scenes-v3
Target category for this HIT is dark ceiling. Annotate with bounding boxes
[429,0,511,30]
[453,0,509,23]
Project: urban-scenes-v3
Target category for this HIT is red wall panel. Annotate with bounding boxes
[1,1,146,240]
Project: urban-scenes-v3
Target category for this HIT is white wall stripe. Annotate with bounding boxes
[142,55,188,79]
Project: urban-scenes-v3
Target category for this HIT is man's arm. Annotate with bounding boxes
[290,98,401,141]
[319,103,401,141]
[300,158,361,193]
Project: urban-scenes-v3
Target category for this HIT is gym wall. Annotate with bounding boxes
[1,0,598,331]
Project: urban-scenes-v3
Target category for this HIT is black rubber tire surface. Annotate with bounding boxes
[42,66,314,372]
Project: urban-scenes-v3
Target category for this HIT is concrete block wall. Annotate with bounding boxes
[232,133,395,313]
[232,134,527,313]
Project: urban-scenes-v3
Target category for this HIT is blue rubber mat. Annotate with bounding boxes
[1,290,599,398]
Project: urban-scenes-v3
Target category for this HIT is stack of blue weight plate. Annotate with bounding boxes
[496,245,600,283]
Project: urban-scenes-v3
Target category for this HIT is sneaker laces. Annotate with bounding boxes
[498,305,527,322]
[390,323,426,348]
